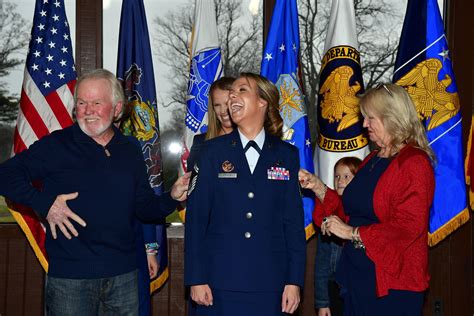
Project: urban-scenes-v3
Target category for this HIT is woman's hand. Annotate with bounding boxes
[190,284,213,306]
[322,215,352,240]
[298,169,327,200]
[281,285,300,314]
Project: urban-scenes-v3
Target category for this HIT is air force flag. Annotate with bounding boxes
[261,0,315,239]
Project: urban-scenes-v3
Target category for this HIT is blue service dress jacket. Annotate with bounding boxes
[184,129,306,292]
[187,133,206,172]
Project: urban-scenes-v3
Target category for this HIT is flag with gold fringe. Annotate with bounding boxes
[393,0,469,246]
[260,0,315,239]
[8,0,76,272]
[116,0,167,313]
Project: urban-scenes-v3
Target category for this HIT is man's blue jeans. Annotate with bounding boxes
[45,269,139,316]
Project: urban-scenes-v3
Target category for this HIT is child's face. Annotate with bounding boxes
[334,164,355,196]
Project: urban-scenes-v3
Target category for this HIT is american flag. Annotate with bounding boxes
[9,0,76,271]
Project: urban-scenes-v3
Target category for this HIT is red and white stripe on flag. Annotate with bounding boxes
[8,0,76,272]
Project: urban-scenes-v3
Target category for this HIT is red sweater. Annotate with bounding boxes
[313,145,435,297]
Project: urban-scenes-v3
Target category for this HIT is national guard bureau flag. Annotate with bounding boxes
[8,0,76,271]
[261,0,315,240]
[116,0,168,313]
[393,0,469,246]
[314,0,369,188]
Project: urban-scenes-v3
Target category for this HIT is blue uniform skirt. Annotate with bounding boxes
[191,290,286,316]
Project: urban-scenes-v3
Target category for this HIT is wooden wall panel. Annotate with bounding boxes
[0,223,472,316]
[0,228,8,314]
[447,1,473,313]
[23,245,45,315]
[75,0,102,75]
[0,225,44,316]
[298,236,317,315]
[168,238,187,315]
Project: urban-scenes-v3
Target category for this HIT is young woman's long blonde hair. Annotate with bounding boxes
[205,77,235,140]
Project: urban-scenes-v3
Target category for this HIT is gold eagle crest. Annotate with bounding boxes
[319,66,361,132]
[397,58,459,130]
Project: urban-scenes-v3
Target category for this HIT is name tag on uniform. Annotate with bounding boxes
[267,167,290,180]
[218,173,238,179]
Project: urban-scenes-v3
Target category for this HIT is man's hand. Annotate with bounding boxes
[281,284,300,314]
[147,254,159,279]
[190,284,213,306]
[46,192,86,239]
[171,172,191,201]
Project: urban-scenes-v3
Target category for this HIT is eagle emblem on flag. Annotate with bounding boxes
[319,65,362,132]
[397,58,460,130]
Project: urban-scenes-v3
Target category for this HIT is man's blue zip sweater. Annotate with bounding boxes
[0,123,177,278]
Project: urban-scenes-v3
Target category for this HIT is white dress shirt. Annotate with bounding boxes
[238,128,265,174]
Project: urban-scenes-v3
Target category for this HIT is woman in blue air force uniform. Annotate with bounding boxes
[184,73,306,315]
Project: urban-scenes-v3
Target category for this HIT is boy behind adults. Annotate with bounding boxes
[0,69,190,315]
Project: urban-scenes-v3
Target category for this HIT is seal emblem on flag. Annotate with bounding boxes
[319,65,362,132]
[397,58,460,130]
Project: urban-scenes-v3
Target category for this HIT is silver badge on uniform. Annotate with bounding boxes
[218,173,237,178]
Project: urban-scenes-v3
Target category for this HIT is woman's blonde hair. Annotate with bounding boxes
[206,77,235,140]
[360,83,435,160]
[238,72,283,138]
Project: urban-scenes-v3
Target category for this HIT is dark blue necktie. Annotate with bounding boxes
[244,140,261,155]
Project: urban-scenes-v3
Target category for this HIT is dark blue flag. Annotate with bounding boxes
[261,0,315,239]
[116,0,168,313]
[393,0,469,246]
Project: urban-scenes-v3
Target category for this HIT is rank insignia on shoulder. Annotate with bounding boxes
[188,164,199,197]
[222,160,234,172]
[267,166,290,181]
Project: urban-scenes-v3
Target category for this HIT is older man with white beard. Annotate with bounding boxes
[0,69,190,315]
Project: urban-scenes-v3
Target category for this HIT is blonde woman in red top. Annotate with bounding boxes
[299,84,435,315]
